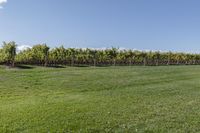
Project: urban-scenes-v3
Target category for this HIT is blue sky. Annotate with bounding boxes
[0,0,200,52]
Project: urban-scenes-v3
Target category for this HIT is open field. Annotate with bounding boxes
[1,66,200,132]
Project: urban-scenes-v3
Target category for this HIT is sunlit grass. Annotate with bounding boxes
[1,66,200,132]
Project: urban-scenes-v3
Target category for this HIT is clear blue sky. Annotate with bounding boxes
[0,0,200,52]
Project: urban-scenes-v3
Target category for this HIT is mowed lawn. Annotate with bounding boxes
[1,66,200,132]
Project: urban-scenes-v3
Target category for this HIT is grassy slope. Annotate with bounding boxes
[1,66,200,132]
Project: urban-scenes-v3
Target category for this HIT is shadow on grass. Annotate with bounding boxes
[72,64,113,67]
[12,64,121,69]
[15,65,35,69]
[73,65,90,67]
[47,65,66,68]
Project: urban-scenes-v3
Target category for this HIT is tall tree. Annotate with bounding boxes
[140,52,148,66]
[68,48,76,66]
[2,41,17,67]
[31,44,49,66]
[106,47,118,66]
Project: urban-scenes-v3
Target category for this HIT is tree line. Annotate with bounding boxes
[1,41,200,67]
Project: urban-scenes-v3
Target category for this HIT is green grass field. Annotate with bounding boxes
[1,66,200,132]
